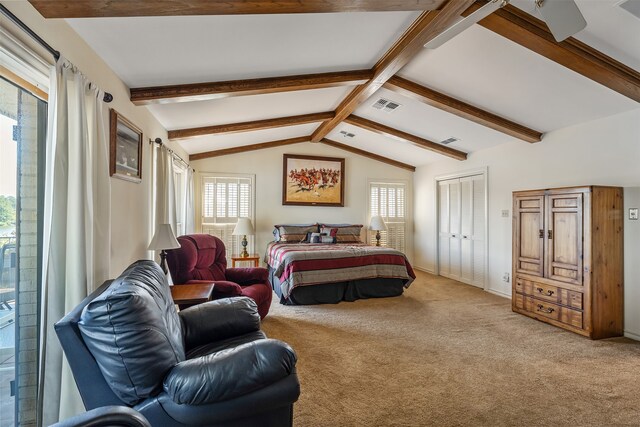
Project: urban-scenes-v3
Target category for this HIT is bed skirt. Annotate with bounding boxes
[268,267,405,305]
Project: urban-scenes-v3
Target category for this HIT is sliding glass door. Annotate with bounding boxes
[0,76,46,427]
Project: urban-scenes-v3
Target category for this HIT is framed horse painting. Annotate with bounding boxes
[282,154,345,207]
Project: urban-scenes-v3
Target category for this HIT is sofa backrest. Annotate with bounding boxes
[55,280,127,409]
[166,234,227,284]
[78,260,185,406]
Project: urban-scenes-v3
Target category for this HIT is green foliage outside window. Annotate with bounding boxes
[0,195,16,227]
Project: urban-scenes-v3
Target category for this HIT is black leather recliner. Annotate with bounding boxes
[55,260,300,426]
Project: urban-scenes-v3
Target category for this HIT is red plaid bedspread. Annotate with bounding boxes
[264,242,415,298]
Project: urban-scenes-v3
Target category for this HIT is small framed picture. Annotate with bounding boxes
[110,109,142,182]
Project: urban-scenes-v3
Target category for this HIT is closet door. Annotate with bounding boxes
[546,193,583,286]
[471,174,486,287]
[460,177,474,284]
[448,179,462,281]
[438,180,451,278]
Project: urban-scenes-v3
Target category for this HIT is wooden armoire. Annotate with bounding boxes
[512,186,623,339]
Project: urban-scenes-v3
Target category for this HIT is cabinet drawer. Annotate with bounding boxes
[515,277,583,310]
[515,294,583,329]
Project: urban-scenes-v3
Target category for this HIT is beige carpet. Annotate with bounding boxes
[261,271,640,426]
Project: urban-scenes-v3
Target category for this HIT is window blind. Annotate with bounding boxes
[369,182,406,252]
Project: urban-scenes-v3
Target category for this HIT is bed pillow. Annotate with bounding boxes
[274,224,318,242]
[319,224,363,243]
[308,232,336,244]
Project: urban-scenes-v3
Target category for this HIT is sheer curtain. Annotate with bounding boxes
[38,57,111,426]
[154,143,177,230]
[184,167,195,234]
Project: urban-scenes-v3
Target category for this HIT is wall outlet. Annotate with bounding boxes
[503,272,510,283]
[630,208,638,220]
[501,209,510,218]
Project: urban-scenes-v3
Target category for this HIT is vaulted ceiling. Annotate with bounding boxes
[29,0,640,170]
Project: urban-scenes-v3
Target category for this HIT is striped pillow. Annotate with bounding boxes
[319,224,363,243]
[274,224,319,243]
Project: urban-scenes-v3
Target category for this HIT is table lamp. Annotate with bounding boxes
[369,216,388,246]
[233,218,254,258]
[148,223,181,274]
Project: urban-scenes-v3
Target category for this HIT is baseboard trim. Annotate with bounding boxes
[413,266,435,274]
[624,330,640,342]
[486,288,511,299]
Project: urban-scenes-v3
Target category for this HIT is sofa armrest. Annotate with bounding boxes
[49,406,151,427]
[226,267,269,285]
[179,297,260,349]
[163,339,297,405]
[186,279,243,298]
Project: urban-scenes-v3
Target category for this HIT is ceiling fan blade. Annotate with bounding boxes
[424,0,508,49]
[536,0,587,42]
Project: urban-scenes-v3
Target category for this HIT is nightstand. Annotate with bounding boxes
[231,254,260,267]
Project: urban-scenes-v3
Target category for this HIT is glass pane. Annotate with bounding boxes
[0,76,45,427]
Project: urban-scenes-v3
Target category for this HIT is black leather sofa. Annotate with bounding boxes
[55,260,300,426]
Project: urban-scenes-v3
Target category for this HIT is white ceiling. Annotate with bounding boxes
[63,1,640,167]
[181,123,318,154]
[67,12,420,87]
[149,86,351,130]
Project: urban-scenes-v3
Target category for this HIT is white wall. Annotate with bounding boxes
[414,108,640,337]
[191,142,415,262]
[4,2,188,277]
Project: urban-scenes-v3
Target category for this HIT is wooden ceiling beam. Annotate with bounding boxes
[384,76,543,143]
[189,136,309,160]
[311,0,476,142]
[465,1,640,103]
[321,139,416,172]
[27,0,447,18]
[344,115,467,161]
[130,70,374,105]
[168,112,334,140]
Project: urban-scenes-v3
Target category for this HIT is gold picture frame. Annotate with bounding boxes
[282,154,345,207]
[110,109,142,183]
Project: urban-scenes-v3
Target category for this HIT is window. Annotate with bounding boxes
[201,174,254,259]
[369,181,406,252]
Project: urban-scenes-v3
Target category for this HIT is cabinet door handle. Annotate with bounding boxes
[451,234,457,238]
[462,235,468,239]
[536,304,555,314]
[536,287,554,296]
[548,230,553,239]
[539,229,544,238]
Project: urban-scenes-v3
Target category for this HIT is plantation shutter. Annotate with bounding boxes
[201,175,254,259]
[369,182,406,252]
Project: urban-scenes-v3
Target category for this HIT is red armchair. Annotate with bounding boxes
[166,234,272,319]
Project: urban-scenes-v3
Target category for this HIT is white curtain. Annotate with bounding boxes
[154,143,177,230]
[184,166,195,234]
[38,57,111,426]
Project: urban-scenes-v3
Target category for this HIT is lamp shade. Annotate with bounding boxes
[148,224,180,251]
[369,216,388,231]
[233,218,255,236]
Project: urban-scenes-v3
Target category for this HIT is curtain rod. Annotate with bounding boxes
[0,4,113,103]
[151,138,193,171]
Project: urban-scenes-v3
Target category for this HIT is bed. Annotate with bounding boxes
[265,227,415,305]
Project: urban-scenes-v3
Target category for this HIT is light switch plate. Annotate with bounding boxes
[501,210,510,218]
[630,208,639,220]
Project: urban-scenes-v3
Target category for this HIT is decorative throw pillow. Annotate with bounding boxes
[308,232,336,244]
[320,224,363,243]
[274,224,318,242]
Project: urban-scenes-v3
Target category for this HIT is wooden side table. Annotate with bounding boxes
[231,254,260,267]
[170,283,214,310]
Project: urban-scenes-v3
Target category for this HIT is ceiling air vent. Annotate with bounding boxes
[619,0,640,19]
[440,136,460,145]
[371,98,402,113]
[339,130,356,138]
